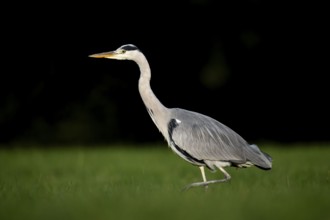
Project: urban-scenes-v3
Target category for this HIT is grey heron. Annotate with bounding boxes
[89,44,272,190]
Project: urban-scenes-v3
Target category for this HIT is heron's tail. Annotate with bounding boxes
[248,144,272,170]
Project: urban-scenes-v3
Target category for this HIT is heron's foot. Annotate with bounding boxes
[182,178,230,191]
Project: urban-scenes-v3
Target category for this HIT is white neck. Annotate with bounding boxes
[134,52,170,138]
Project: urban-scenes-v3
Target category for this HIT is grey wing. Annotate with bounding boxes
[169,108,250,163]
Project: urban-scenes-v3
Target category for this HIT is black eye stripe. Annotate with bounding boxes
[121,45,138,51]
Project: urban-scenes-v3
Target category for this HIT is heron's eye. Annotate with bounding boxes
[120,49,126,54]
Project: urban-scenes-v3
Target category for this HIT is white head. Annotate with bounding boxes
[89,44,140,60]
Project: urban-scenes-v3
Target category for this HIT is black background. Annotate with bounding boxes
[1,1,328,146]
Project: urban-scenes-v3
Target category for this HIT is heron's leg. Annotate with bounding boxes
[200,166,207,182]
[182,166,231,191]
[199,166,208,190]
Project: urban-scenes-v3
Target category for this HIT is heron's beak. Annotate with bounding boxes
[89,51,116,59]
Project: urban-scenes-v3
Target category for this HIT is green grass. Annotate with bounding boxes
[0,143,329,220]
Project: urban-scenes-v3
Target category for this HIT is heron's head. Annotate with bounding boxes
[89,44,140,60]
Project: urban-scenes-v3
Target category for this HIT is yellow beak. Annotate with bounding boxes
[89,51,115,58]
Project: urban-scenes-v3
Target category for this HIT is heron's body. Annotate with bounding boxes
[89,44,272,190]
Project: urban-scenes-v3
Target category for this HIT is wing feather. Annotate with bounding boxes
[170,108,249,162]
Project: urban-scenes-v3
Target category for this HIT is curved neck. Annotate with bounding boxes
[134,53,169,136]
[136,53,166,111]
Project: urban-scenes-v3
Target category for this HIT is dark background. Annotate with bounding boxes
[1,1,328,146]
